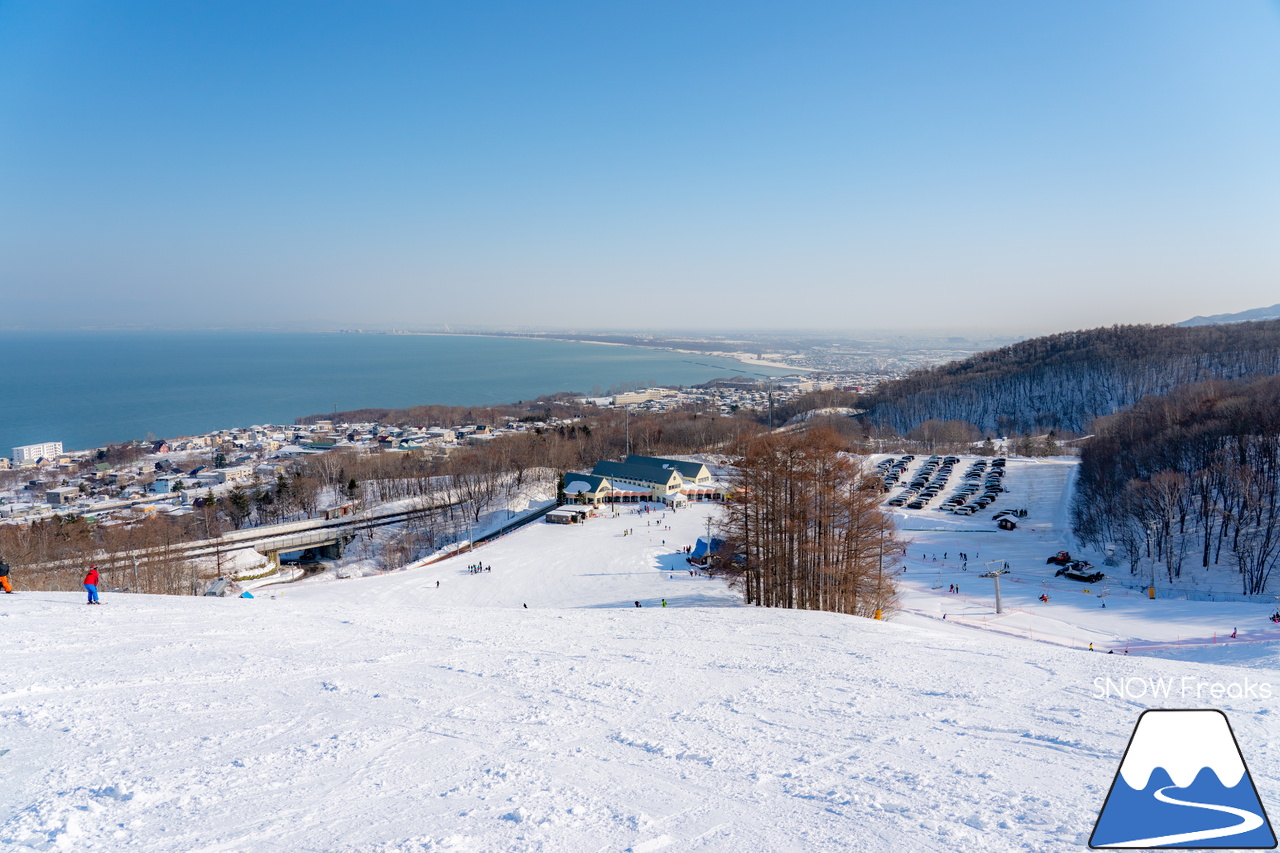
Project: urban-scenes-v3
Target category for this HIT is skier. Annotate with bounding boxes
[1232,627,1237,639]
[634,600,641,608]
[1088,642,1094,651]
[84,565,101,605]
[0,556,12,593]
[436,580,440,588]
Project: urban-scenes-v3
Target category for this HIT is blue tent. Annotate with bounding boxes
[689,537,725,562]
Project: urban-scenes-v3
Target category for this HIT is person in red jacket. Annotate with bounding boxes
[84,565,101,605]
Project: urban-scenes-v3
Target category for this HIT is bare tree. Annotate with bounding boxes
[718,427,901,616]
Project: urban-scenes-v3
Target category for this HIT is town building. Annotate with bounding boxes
[13,441,63,466]
[45,486,80,506]
[565,456,727,506]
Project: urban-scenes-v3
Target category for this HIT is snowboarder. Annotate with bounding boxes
[1232,627,1237,639]
[634,601,641,608]
[436,580,440,588]
[84,565,101,605]
[0,556,12,593]
[661,599,667,607]
[1088,642,1094,651]
[523,603,527,609]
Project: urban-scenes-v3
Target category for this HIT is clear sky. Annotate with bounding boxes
[1,1,1278,334]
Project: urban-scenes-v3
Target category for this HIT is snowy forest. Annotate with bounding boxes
[715,427,901,616]
[1071,375,1280,595]
[860,321,1280,435]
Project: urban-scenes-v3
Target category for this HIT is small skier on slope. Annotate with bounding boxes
[84,565,101,605]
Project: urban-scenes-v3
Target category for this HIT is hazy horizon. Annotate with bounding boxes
[3,1,1278,334]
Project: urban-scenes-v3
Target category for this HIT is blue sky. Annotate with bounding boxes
[1,1,1278,333]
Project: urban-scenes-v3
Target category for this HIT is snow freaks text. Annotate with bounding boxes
[1092,676,1273,702]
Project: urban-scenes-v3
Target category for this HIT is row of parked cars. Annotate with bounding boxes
[881,455,961,509]
[942,457,1008,516]
[880,455,1011,516]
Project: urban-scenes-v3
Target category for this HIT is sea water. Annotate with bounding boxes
[1,331,786,452]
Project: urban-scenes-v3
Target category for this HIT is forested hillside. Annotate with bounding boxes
[1072,376,1280,594]
[861,322,1280,434]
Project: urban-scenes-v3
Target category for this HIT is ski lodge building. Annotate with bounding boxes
[564,455,726,506]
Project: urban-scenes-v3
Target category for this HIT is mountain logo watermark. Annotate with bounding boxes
[1090,709,1276,849]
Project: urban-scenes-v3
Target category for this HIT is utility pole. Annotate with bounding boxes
[873,525,887,620]
[980,563,1010,615]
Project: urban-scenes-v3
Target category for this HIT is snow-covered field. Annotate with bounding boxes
[3,463,1279,851]
[884,457,1280,659]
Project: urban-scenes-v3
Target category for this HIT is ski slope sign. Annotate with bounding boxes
[1090,709,1276,849]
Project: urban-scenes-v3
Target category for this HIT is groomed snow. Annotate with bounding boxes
[3,474,1278,851]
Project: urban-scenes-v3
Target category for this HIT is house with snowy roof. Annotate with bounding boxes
[562,474,613,504]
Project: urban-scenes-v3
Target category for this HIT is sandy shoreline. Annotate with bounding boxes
[407,331,810,374]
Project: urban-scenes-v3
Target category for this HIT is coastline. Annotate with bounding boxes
[3,331,791,453]
[406,331,811,374]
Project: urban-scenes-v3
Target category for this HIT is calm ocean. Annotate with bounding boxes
[1,331,786,452]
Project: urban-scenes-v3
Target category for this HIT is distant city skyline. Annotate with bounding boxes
[2,1,1278,335]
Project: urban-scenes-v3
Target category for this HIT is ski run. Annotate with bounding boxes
[2,456,1278,851]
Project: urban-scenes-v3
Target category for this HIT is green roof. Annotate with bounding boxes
[624,455,708,480]
[592,460,681,486]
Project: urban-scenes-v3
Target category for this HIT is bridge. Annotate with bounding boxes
[20,495,558,591]
[180,499,457,568]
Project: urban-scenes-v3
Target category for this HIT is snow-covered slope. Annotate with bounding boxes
[3,484,1278,851]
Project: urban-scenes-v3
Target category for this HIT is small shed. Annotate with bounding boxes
[994,513,1018,530]
[546,507,591,524]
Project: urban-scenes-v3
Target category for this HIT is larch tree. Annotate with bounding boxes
[717,426,901,617]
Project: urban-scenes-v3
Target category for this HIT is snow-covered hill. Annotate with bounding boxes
[1178,302,1280,326]
[3,469,1278,851]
